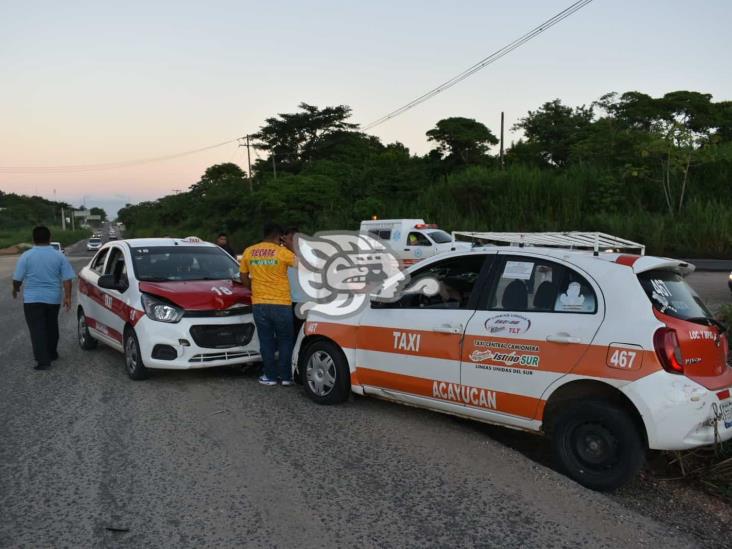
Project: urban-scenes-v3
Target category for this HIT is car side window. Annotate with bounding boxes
[104,247,129,292]
[91,249,109,274]
[375,254,488,310]
[484,256,597,314]
[407,232,431,246]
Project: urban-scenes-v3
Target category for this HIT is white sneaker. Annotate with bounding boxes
[258,375,277,386]
[280,379,295,387]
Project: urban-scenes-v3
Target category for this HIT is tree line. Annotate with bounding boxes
[118,90,732,257]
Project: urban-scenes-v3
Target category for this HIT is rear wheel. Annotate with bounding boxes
[301,340,350,405]
[551,400,645,491]
[77,309,97,350]
[124,328,150,380]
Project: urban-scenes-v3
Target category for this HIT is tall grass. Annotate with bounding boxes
[0,227,91,250]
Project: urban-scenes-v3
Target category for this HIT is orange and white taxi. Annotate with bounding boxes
[292,247,732,490]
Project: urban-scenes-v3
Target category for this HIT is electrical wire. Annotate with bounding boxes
[362,0,595,130]
[0,138,238,174]
[0,1,594,172]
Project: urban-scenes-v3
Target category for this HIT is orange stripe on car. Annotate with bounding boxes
[355,367,544,419]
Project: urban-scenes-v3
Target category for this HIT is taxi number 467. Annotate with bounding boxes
[609,349,637,369]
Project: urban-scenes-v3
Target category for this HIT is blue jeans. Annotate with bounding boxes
[253,304,294,381]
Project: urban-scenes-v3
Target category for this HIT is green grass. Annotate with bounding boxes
[0,227,91,250]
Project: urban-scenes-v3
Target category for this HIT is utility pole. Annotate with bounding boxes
[499,111,505,170]
[238,135,254,192]
[61,207,66,231]
[271,151,277,180]
[245,135,253,193]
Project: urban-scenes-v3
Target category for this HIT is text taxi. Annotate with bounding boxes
[292,247,732,490]
[77,238,260,379]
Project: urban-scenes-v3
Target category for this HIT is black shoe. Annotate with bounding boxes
[34,363,51,370]
[50,353,59,361]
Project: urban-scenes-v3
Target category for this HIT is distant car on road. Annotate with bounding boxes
[76,237,260,380]
[50,241,65,254]
[87,237,103,252]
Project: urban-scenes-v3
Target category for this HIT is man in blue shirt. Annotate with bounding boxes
[12,226,76,370]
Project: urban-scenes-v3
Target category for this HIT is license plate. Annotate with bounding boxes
[721,399,732,429]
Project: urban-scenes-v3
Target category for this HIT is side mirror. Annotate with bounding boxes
[98,274,125,292]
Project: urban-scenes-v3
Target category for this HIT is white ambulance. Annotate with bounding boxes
[292,234,732,491]
[359,219,470,266]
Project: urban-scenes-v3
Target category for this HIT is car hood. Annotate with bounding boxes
[138,279,252,311]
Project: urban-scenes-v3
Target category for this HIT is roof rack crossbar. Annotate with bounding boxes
[452,231,645,255]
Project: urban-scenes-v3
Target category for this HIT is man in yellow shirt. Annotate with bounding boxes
[240,223,297,386]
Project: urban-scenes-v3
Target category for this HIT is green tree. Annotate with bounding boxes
[512,99,594,167]
[426,117,498,168]
[252,103,358,173]
[89,207,107,221]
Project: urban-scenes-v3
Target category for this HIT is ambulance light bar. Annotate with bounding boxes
[452,231,646,255]
[414,223,438,229]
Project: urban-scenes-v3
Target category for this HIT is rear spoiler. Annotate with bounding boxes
[628,256,695,276]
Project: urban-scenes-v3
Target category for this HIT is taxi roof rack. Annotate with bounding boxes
[452,231,646,256]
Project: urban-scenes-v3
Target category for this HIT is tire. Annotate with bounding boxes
[124,328,150,380]
[551,400,645,491]
[77,309,98,350]
[301,340,350,405]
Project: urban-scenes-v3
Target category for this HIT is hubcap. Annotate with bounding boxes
[305,350,336,396]
[572,423,619,469]
[125,336,138,373]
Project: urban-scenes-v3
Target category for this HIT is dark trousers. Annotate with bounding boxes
[253,304,294,381]
[23,303,60,366]
[292,303,305,338]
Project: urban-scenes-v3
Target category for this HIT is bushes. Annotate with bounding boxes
[120,161,732,258]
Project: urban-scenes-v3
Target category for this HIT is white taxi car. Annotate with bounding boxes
[77,238,260,379]
[293,247,732,490]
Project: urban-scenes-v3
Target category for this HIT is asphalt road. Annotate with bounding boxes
[1,247,729,548]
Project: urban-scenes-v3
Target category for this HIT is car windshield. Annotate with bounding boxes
[131,246,239,282]
[51,243,60,250]
[428,230,453,244]
[638,270,712,321]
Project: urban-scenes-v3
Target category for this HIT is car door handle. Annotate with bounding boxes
[432,323,463,334]
[546,333,582,344]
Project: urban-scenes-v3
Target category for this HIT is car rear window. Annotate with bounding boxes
[638,270,712,320]
[131,246,238,282]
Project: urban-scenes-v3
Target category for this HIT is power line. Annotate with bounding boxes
[0,138,238,174]
[362,0,595,131]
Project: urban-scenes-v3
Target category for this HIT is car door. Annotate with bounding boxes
[460,252,604,421]
[356,252,494,406]
[97,245,132,344]
[80,247,111,336]
[401,231,434,266]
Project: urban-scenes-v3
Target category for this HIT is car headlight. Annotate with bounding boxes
[141,293,184,323]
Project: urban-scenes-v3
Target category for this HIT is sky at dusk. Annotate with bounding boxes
[1,0,730,217]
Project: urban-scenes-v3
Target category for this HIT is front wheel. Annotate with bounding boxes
[551,400,645,491]
[77,310,98,350]
[301,340,350,405]
[124,328,150,380]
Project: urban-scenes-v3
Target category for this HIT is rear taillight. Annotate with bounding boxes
[654,328,684,374]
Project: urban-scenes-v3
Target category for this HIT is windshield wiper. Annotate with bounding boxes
[138,277,175,282]
[685,316,728,333]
